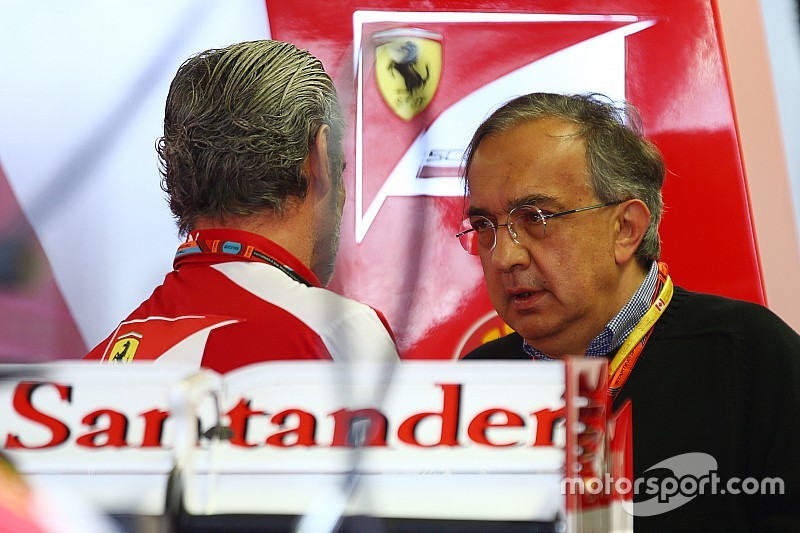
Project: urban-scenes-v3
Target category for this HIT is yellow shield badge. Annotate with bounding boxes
[373,28,443,121]
[108,335,140,363]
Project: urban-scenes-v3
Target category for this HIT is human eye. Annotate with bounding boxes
[515,206,545,225]
[469,216,494,232]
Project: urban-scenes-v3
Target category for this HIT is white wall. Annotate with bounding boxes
[717,0,800,332]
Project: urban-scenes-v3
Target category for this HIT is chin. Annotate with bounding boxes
[501,314,545,343]
[319,264,335,287]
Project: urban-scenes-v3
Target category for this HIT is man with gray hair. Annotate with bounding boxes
[459,93,799,529]
[85,40,398,372]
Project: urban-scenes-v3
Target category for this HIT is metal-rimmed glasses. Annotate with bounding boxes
[456,200,623,255]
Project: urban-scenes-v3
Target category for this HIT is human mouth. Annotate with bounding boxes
[507,287,545,309]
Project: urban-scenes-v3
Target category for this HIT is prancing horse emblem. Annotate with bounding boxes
[108,335,140,363]
[374,28,442,121]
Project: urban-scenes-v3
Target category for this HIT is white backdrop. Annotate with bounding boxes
[0,0,270,348]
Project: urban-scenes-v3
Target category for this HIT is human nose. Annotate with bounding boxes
[489,222,530,272]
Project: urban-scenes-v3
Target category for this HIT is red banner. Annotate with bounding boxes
[267,0,762,359]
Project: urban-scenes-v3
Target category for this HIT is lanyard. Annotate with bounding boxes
[607,262,672,402]
[174,235,313,287]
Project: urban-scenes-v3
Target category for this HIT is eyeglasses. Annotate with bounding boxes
[456,200,623,255]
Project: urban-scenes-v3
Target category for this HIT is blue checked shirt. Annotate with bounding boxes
[523,261,659,361]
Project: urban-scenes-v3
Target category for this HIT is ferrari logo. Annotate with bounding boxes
[374,28,442,121]
[109,335,140,363]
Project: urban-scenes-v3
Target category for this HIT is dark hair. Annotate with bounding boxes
[463,92,665,264]
[157,40,345,235]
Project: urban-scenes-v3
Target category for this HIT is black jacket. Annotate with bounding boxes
[463,286,800,532]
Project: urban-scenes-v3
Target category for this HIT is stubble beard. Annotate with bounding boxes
[317,182,344,287]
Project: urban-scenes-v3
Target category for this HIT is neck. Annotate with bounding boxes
[192,206,315,271]
[613,259,651,313]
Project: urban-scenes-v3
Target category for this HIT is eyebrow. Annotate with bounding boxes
[467,193,557,218]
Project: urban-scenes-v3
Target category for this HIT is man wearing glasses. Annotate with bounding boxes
[458,93,799,529]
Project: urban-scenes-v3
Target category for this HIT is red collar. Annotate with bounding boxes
[173,228,321,287]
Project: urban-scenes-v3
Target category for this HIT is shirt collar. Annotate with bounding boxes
[173,228,322,287]
[523,260,659,360]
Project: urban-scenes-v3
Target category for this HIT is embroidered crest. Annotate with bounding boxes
[109,335,141,363]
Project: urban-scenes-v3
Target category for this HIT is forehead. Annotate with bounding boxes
[466,117,593,212]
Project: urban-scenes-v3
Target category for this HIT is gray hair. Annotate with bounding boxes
[462,92,665,265]
[157,40,345,235]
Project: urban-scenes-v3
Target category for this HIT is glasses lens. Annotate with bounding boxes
[458,218,479,254]
[510,206,545,240]
[458,217,495,255]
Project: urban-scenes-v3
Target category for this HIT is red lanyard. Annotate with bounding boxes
[174,234,313,287]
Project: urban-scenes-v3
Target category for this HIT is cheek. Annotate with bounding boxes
[480,259,506,297]
[550,245,614,298]
[534,242,590,295]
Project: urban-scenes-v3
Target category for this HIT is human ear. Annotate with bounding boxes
[306,124,332,200]
[614,199,650,265]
